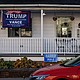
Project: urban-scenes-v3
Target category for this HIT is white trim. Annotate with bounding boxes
[0,4,80,8]
[38,4,80,7]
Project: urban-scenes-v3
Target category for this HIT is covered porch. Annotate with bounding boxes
[0,5,80,57]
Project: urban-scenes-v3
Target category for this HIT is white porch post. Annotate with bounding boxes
[41,10,44,55]
[1,10,3,24]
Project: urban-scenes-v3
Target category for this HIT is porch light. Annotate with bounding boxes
[53,17,57,21]
[70,16,75,21]
[42,13,46,16]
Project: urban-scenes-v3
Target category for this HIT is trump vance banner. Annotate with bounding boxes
[2,10,31,28]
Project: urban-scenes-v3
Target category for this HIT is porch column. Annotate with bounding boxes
[1,10,2,24]
[41,10,44,55]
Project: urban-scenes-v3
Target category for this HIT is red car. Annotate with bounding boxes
[29,56,80,80]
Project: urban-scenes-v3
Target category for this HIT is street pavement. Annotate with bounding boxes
[0,78,29,80]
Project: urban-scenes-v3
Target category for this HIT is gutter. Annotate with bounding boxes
[0,4,80,8]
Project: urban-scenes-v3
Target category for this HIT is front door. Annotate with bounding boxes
[56,17,72,52]
[56,17,72,37]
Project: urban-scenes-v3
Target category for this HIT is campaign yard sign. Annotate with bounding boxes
[2,10,31,28]
[44,54,58,62]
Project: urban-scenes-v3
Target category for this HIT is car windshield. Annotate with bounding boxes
[61,56,80,67]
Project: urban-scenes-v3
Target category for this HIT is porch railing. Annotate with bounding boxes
[0,38,41,54]
[43,38,80,54]
[0,38,80,54]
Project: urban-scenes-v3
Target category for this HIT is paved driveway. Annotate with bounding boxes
[0,78,29,80]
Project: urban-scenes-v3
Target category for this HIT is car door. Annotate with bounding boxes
[76,66,80,80]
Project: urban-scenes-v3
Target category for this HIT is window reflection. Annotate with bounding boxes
[21,28,32,37]
[56,17,72,37]
[8,28,32,37]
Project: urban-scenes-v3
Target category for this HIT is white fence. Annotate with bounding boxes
[43,38,80,54]
[0,38,41,54]
[0,38,80,54]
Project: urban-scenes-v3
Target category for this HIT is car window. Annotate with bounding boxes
[62,56,80,67]
[71,60,80,66]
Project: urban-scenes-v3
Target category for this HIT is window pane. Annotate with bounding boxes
[56,17,72,37]
[8,28,19,37]
[8,27,32,37]
[21,28,32,37]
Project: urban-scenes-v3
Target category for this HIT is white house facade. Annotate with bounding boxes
[0,2,80,61]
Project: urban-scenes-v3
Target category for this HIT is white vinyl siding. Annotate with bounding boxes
[0,11,79,38]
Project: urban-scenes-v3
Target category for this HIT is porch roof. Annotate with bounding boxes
[0,0,80,5]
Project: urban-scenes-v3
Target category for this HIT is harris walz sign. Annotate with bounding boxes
[2,10,31,28]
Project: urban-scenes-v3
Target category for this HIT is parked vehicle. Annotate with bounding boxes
[29,56,80,80]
